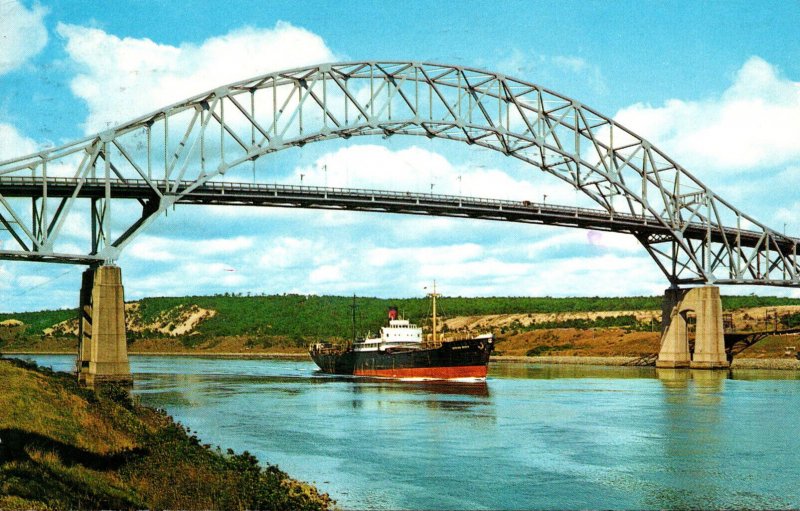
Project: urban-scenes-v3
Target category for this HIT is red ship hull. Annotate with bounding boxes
[353,364,488,379]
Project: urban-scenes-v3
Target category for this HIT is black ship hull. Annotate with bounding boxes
[309,336,493,380]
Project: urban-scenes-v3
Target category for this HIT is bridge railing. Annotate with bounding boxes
[2,175,793,244]
[0,174,665,220]
[0,175,796,270]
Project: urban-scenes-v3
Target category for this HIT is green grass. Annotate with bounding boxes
[501,314,659,335]
[6,293,800,347]
[526,343,578,356]
[781,312,800,329]
[0,358,332,510]
[0,309,75,336]
[135,293,800,341]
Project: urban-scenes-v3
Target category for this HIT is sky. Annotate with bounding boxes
[1,0,800,311]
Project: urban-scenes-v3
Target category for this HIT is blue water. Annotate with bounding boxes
[15,354,800,510]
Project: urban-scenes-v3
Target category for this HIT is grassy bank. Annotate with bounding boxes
[4,293,800,360]
[0,357,332,510]
[4,293,800,344]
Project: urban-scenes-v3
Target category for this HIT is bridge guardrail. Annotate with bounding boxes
[0,175,783,239]
[0,174,665,220]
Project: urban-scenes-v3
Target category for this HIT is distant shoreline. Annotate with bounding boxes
[495,355,800,370]
[4,350,799,369]
[0,350,309,359]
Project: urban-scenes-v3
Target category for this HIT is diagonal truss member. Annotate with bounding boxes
[0,61,796,287]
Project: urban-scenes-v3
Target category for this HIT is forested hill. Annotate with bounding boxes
[3,293,800,345]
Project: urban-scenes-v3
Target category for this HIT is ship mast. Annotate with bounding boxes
[428,281,440,343]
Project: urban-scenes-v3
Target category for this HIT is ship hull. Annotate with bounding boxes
[310,337,493,380]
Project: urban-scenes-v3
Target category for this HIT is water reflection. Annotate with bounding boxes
[347,380,495,422]
[657,368,727,405]
[651,368,728,509]
[9,354,800,510]
[656,367,729,385]
[731,368,800,381]
[655,367,690,389]
[349,379,490,397]
[492,361,655,380]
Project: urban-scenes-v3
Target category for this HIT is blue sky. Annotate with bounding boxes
[1,0,800,311]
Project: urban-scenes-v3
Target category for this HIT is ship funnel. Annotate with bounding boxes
[388,307,398,320]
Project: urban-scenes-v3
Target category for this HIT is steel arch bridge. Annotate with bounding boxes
[0,61,797,287]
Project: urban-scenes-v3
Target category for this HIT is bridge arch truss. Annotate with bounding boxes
[0,61,797,287]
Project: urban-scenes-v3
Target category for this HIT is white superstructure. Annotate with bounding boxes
[353,318,424,352]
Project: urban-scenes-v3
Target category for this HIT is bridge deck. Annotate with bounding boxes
[0,177,795,253]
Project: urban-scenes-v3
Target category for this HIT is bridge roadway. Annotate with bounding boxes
[0,176,794,253]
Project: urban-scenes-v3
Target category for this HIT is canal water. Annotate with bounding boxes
[16,355,800,510]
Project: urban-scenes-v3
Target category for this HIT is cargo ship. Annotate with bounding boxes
[309,285,494,380]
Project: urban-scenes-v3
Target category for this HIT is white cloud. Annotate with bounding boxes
[614,57,800,173]
[774,202,800,233]
[257,237,335,269]
[0,123,38,160]
[293,144,576,203]
[128,235,254,262]
[122,206,665,299]
[420,258,530,281]
[53,210,92,239]
[367,243,484,268]
[309,263,345,284]
[0,0,48,75]
[524,254,665,297]
[0,264,12,290]
[584,230,641,252]
[384,216,463,241]
[130,261,246,295]
[519,230,640,259]
[57,21,337,133]
[498,49,606,95]
[16,275,49,288]
[53,242,84,255]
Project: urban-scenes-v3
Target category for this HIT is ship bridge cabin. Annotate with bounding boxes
[353,309,424,352]
[381,319,423,344]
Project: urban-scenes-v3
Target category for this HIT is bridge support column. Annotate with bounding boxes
[689,286,729,369]
[656,288,691,368]
[76,269,94,384]
[76,265,131,386]
[656,286,729,369]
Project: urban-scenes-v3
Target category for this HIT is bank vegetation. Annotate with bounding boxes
[0,357,332,510]
[2,294,800,360]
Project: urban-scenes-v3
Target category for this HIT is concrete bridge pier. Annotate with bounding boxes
[76,265,131,386]
[656,286,729,369]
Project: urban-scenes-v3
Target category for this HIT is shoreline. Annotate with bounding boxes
[0,350,309,359]
[494,355,649,366]
[4,350,799,369]
[495,355,800,370]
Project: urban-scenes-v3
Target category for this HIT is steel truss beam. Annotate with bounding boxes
[0,62,796,286]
